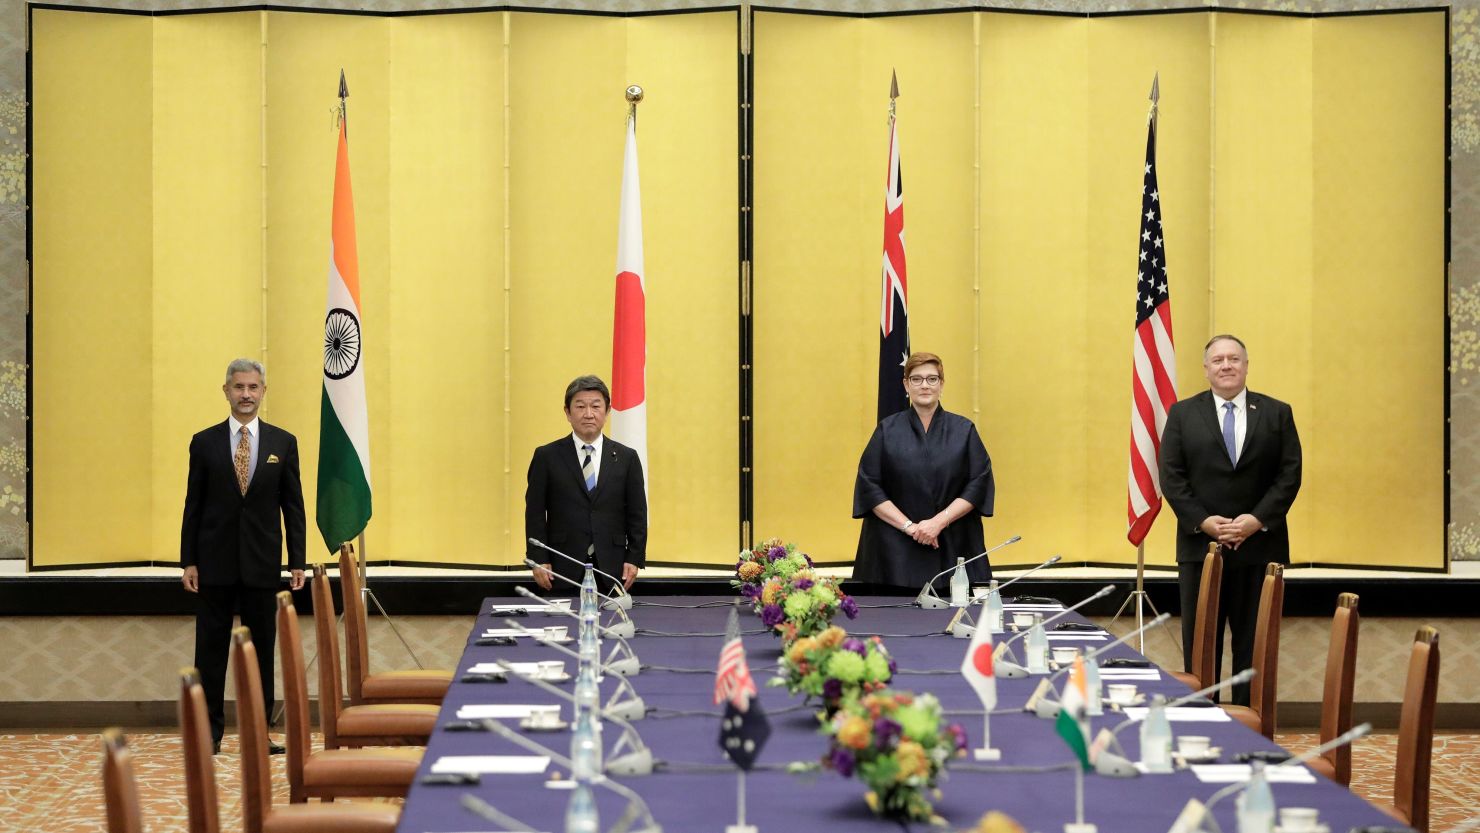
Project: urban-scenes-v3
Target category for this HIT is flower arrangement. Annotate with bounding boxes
[772,626,894,706]
[821,690,968,823]
[758,570,859,641]
[731,538,811,606]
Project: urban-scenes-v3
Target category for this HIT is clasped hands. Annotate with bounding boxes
[1199,514,1262,549]
[904,516,948,549]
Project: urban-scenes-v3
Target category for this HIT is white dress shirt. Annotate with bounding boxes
[1212,388,1248,465]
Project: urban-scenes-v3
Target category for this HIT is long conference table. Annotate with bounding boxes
[395,595,1406,833]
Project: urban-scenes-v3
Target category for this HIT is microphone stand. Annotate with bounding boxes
[916,535,1022,610]
[495,659,654,776]
[1027,613,1172,720]
[1190,724,1373,833]
[514,585,639,650]
[481,718,664,833]
[530,537,635,611]
[527,559,636,638]
[461,794,537,832]
[993,585,1116,678]
[500,620,646,721]
[1090,668,1257,779]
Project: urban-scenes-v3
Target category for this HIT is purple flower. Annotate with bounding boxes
[887,657,899,675]
[948,723,969,752]
[841,596,860,619]
[874,718,902,747]
[760,604,785,627]
[768,546,787,562]
[822,678,844,700]
[841,638,868,657]
[792,577,814,590]
[828,746,856,778]
[739,583,761,599]
[803,552,815,566]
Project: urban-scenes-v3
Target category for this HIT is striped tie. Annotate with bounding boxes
[234,426,251,496]
[581,444,596,492]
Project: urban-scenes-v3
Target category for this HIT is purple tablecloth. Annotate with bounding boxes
[394,597,1402,833]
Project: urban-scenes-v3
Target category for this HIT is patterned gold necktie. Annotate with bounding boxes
[234,425,251,496]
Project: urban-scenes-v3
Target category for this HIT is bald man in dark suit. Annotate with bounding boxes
[1160,334,1302,706]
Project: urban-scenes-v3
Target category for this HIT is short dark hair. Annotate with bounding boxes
[1203,334,1248,358]
[564,375,611,410]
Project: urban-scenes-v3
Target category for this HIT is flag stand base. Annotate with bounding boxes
[972,747,1001,761]
[727,827,759,833]
[1064,824,1097,833]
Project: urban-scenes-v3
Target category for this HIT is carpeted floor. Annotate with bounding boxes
[2,730,1477,831]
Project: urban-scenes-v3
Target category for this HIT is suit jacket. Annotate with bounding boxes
[1159,390,1302,565]
[525,435,647,586]
[180,420,307,588]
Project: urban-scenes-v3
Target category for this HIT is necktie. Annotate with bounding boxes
[1222,401,1237,465]
[581,444,596,492]
[235,426,251,495]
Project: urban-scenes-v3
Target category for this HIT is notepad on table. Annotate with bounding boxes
[1045,633,1108,642]
[455,704,558,720]
[1098,669,1161,680]
[1120,706,1233,723]
[1188,764,1316,784]
[431,755,551,775]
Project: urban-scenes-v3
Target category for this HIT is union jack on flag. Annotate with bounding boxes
[877,73,910,423]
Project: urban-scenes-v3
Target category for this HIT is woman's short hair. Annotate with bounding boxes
[903,352,944,380]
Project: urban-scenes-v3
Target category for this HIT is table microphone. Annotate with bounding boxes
[514,585,639,644]
[525,558,636,638]
[501,617,642,681]
[529,537,634,611]
[1091,668,1257,778]
[915,536,1023,609]
[987,553,1065,598]
[992,584,1116,678]
[480,718,664,833]
[460,794,536,832]
[494,659,654,775]
[1027,613,1173,719]
[1194,724,1374,830]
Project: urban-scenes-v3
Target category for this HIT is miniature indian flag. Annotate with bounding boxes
[1056,655,1093,771]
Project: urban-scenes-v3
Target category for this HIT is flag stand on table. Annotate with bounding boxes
[876,70,910,423]
[1057,656,1097,833]
[318,71,422,672]
[960,597,1001,760]
[1110,72,1179,659]
[717,601,769,833]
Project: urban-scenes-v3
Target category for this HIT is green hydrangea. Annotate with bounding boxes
[800,670,824,695]
[784,591,816,619]
[788,552,809,569]
[864,649,891,682]
[825,650,866,683]
[894,704,936,742]
[812,584,836,606]
[774,558,800,579]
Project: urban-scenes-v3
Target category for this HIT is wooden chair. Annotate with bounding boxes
[1306,593,1360,785]
[276,591,423,802]
[230,628,402,833]
[177,669,220,833]
[338,547,451,706]
[101,729,143,833]
[1222,563,1284,738]
[1170,544,1222,691]
[310,566,438,749]
[1376,626,1441,833]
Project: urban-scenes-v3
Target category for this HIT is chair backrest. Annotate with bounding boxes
[177,668,220,833]
[1393,626,1440,833]
[339,546,371,704]
[1189,544,1223,689]
[276,590,312,798]
[312,564,346,748]
[1247,563,1285,738]
[1318,593,1360,786]
[230,627,274,833]
[101,728,143,833]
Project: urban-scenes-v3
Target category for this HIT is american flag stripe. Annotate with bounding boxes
[715,606,757,709]
[1127,102,1177,547]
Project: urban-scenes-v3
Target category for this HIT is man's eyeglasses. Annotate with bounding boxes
[906,375,942,387]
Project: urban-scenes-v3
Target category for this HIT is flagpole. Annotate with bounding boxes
[1064,765,1096,833]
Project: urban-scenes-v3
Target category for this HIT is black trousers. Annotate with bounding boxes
[194,584,278,744]
[1178,557,1266,707]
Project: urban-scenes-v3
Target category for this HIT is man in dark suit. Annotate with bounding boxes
[526,375,647,593]
[1160,334,1302,706]
[181,359,306,754]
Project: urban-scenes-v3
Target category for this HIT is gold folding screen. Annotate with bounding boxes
[31,8,1443,570]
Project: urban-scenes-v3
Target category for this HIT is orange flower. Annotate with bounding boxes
[895,740,928,780]
[761,579,782,606]
[738,561,764,581]
[817,626,847,649]
[836,716,873,750]
[788,637,819,664]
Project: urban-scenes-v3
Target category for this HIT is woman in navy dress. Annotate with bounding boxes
[852,352,996,589]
